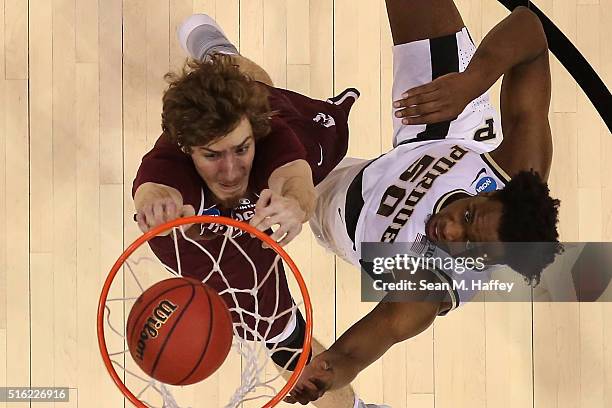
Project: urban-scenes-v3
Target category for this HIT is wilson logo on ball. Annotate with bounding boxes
[135,300,178,361]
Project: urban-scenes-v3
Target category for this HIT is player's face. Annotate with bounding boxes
[425,193,503,255]
[190,117,255,207]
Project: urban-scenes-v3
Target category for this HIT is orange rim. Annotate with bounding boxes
[97,215,313,408]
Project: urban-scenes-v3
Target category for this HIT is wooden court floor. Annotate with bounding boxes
[1,0,611,407]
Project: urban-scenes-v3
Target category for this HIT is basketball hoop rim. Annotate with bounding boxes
[97,215,313,408]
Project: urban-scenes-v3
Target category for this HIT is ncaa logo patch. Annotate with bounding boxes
[475,176,497,193]
[202,207,221,216]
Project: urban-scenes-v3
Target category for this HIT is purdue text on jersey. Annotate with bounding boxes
[377,145,469,243]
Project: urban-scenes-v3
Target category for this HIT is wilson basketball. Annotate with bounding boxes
[126,277,233,385]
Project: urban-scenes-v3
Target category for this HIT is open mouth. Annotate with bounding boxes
[218,183,240,191]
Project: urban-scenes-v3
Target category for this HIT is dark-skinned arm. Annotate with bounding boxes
[464,6,553,178]
[322,300,440,387]
[286,268,449,404]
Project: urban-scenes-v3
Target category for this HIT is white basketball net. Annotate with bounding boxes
[101,223,309,408]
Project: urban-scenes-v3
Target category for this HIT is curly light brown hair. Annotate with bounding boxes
[161,54,272,153]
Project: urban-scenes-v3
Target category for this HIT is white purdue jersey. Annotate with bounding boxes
[310,140,511,312]
[309,26,512,313]
[311,140,510,264]
[355,141,510,250]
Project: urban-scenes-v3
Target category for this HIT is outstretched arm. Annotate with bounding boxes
[287,268,449,404]
[134,182,196,236]
[249,159,316,246]
[287,300,440,404]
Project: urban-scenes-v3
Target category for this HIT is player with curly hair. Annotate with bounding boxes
[132,14,367,408]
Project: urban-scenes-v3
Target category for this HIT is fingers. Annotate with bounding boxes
[394,101,441,121]
[250,190,306,246]
[250,189,274,230]
[394,73,469,125]
[402,81,437,99]
[268,224,289,243]
[181,204,195,217]
[276,223,302,247]
[286,379,325,405]
[393,89,438,110]
[255,213,303,248]
[253,214,279,234]
[255,189,274,214]
[148,202,165,225]
[258,218,299,248]
[286,356,334,404]
[136,197,184,233]
[393,87,443,124]
[177,204,196,236]
[257,188,274,205]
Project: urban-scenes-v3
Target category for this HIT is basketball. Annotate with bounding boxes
[126,277,233,385]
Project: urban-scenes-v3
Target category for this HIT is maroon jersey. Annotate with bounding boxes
[132,85,355,338]
[260,84,351,185]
